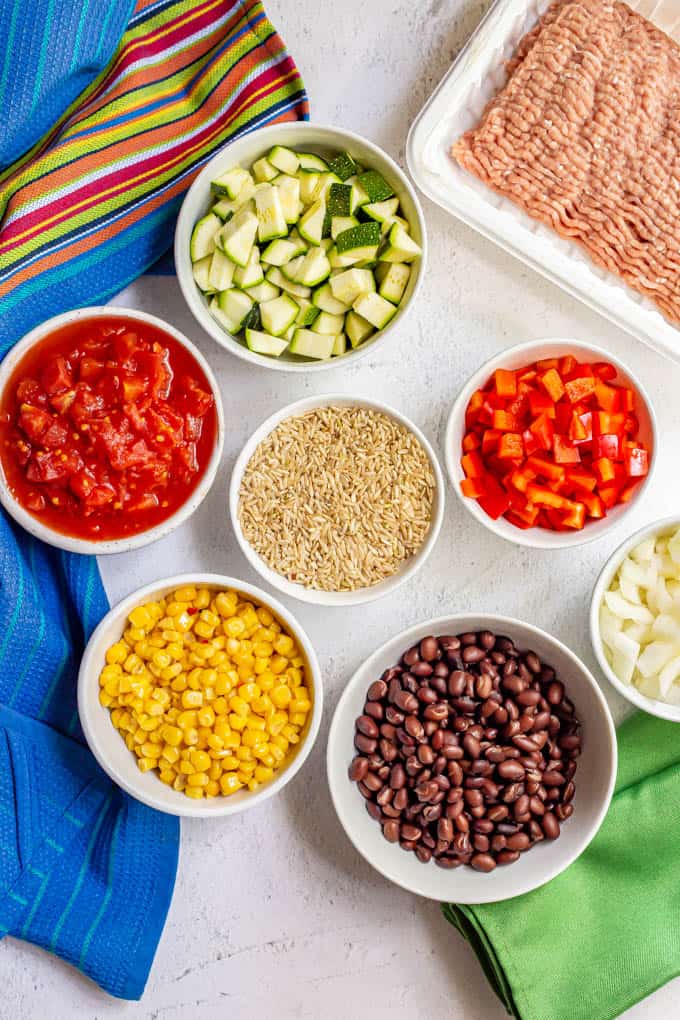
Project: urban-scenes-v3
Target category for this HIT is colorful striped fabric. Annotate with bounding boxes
[0,0,307,998]
[0,0,308,349]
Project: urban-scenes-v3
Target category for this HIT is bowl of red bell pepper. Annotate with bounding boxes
[445,339,657,548]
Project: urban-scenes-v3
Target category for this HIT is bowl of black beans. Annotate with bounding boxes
[327,615,617,903]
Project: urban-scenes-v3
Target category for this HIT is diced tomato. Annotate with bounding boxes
[70,384,105,425]
[539,368,565,402]
[41,421,69,449]
[494,369,517,398]
[565,376,595,404]
[122,377,148,402]
[79,358,105,382]
[16,379,45,405]
[41,357,73,396]
[50,389,76,415]
[553,435,581,465]
[18,405,52,441]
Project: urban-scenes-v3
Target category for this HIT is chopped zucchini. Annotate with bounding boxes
[233,248,264,289]
[217,288,254,331]
[377,262,410,304]
[274,174,301,224]
[358,169,395,202]
[192,256,214,293]
[266,267,311,299]
[210,180,256,220]
[209,297,238,334]
[345,310,374,348]
[253,157,278,183]
[260,293,299,336]
[215,208,258,267]
[245,328,289,357]
[331,215,358,240]
[347,176,370,212]
[328,151,358,181]
[248,280,280,303]
[289,329,334,359]
[260,237,305,266]
[268,145,299,175]
[327,246,359,269]
[379,223,422,263]
[208,248,236,291]
[190,213,220,261]
[363,197,399,223]
[211,166,252,200]
[212,200,235,221]
[329,268,376,305]
[254,184,287,242]
[242,303,262,332]
[352,291,397,329]
[331,333,348,356]
[336,221,381,255]
[312,311,344,335]
[299,172,320,205]
[298,199,327,246]
[327,183,353,217]
[295,298,321,326]
[313,282,350,315]
[298,152,329,173]
[293,248,331,287]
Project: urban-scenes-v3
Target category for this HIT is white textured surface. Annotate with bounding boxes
[5,1,680,1016]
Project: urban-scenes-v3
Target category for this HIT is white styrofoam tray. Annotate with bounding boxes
[406,0,680,364]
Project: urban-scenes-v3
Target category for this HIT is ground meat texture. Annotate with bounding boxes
[451,0,680,326]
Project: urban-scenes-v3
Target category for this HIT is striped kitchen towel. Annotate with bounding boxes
[0,0,307,999]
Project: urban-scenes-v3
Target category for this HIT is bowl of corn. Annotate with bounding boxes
[78,573,322,816]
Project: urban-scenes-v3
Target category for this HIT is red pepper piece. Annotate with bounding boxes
[536,358,560,372]
[580,491,605,518]
[619,479,642,503]
[561,501,586,529]
[622,412,639,435]
[518,368,538,384]
[465,390,485,426]
[528,412,554,451]
[494,369,517,398]
[461,451,484,478]
[526,454,564,484]
[529,390,556,418]
[572,410,592,445]
[462,432,481,452]
[538,368,565,403]
[593,434,621,461]
[559,354,577,377]
[592,457,616,484]
[565,376,596,404]
[510,468,535,494]
[567,363,595,380]
[553,435,581,465]
[522,429,541,456]
[461,477,484,499]
[526,483,569,510]
[477,472,511,520]
[568,411,588,443]
[492,409,522,431]
[598,483,621,508]
[498,432,524,459]
[620,388,635,412]
[594,379,621,412]
[624,446,649,477]
[592,361,617,381]
[482,429,501,455]
[564,467,597,492]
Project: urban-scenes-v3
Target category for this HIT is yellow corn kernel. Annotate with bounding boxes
[184,786,204,799]
[194,621,214,640]
[209,651,228,668]
[173,586,196,603]
[252,641,272,659]
[254,765,274,783]
[151,650,172,670]
[239,682,260,702]
[273,634,295,656]
[174,611,194,634]
[187,772,209,788]
[219,755,239,771]
[141,741,162,758]
[205,780,219,797]
[124,733,136,751]
[189,749,211,771]
[289,712,305,727]
[258,672,275,693]
[106,642,128,665]
[251,696,271,716]
[287,667,303,686]
[237,762,255,778]
[247,779,260,792]
[161,744,180,765]
[225,617,246,638]
[245,715,266,732]
[99,690,113,707]
[143,699,165,718]
[187,667,202,690]
[138,716,158,732]
[236,746,253,762]
[177,710,197,729]
[229,696,249,718]
[170,675,188,692]
[242,729,266,749]
[259,752,276,768]
[270,655,287,675]
[159,769,175,785]
[270,744,285,764]
[282,724,300,744]
[271,685,292,709]
[222,731,240,749]
[207,733,224,751]
[181,690,203,709]
[129,605,154,630]
[213,697,228,715]
[161,663,183,682]
[161,724,183,747]
[197,706,215,728]
[220,774,242,795]
[183,727,199,746]
[179,760,195,775]
[137,757,156,773]
[271,733,289,753]
[268,711,288,736]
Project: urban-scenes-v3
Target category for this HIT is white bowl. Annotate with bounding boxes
[78,573,322,817]
[327,614,616,903]
[174,121,427,372]
[0,307,225,555]
[229,394,445,606]
[445,338,657,550]
[591,515,680,722]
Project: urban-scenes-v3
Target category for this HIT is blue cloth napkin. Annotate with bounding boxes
[0,0,179,999]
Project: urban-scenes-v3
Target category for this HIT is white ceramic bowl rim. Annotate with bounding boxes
[228,393,445,606]
[445,337,658,550]
[590,514,680,722]
[328,612,617,902]
[0,307,225,555]
[174,121,427,373]
[78,573,323,817]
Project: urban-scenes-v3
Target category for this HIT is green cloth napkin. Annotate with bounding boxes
[443,712,680,1019]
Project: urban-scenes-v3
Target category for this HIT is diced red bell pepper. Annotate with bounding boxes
[553,403,572,435]
[567,363,594,380]
[594,380,621,411]
[526,455,564,484]
[620,388,635,412]
[559,354,578,377]
[553,435,581,465]
[539,368,565,402]
[565,376,596,404]
[624,446,649,477]
[592,457,616,484]
[508,502,540,527]
[462,432,481,452]
[593,434,621,461]
[528,390,556,418]
[572,411,592,445]
[619,479,642,503]
[561,500,586,529]
[482,429,501,455]
[477,472,511,520]
[528,412,554,451]
[536,358,560,372]
[492,409,522,431]
[498,432,524,459]
[522,429,541,456]
[526,483,569,510]
[592,361,617,381]
[623,412,639,435]
[494,369,517,398]
[510,468,534,494]
[598,483,621,508]
[461,451,484,478]
[580,491,605,518]
[465,389,485,426]
[565,467,597,492]
[461,477,484,499]
[518,368,538,384]
[568,411,588,442]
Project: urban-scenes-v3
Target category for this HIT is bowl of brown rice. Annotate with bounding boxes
[229,395,445,606]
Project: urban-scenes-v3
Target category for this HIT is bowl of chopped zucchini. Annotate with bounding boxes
[175,123,426,370]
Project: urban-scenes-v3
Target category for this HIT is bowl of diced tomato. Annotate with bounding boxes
[0,308,224,554]
[445,339,657,549]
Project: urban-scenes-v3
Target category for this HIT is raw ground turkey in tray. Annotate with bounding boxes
[451,0,680,326]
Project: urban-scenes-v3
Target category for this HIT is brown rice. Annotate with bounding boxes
[237,405,435,592]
